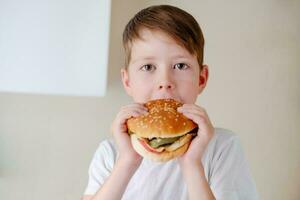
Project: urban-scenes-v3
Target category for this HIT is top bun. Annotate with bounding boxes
[127,99,197,138]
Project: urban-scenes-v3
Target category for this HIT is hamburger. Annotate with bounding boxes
[127,99,198,162]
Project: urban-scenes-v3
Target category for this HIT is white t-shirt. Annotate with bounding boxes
[83,128,259,200]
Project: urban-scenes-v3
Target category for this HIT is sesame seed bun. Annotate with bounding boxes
[127,99,197,138]
[127,99,197,162]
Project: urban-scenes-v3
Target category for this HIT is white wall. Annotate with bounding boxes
[0,0,110,97]
[0,0,299,199]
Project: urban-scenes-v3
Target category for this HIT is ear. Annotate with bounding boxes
[121,68,133,96]
[197,64,209,94]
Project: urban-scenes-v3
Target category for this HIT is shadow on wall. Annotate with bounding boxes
[107,0,145,87]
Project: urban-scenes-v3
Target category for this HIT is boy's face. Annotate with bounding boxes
[121,29,208,104]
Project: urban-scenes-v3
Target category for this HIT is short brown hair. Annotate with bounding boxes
[122,5,205,70]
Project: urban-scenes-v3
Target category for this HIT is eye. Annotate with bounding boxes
[140,64,156,71]
[174,63,188,70]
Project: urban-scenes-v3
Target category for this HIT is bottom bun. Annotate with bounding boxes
[130,134,191,162]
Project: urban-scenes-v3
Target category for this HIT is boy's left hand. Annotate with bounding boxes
[177,104,215,166]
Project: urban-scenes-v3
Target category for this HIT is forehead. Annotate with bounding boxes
[130,28,193,60]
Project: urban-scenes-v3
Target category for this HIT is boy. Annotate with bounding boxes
[82,5,258,200]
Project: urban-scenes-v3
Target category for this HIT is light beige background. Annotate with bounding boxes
[1,0,299,199]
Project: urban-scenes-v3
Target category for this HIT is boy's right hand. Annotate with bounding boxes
[111,103,148,167]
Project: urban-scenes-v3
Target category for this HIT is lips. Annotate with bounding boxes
[152,96,181,102]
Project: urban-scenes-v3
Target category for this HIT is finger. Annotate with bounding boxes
[178,107,207,118]
[180,111,207,126]
[179,104,207,113]
[117,110,147,124]
[121,103,148,112]
[112,111,143,135]
[119,104,148,117]
[181,112,214,136]
[120,106,148,113]
[181,103,203,108]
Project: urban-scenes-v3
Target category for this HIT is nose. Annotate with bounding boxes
[159,84,172,90]
[157,71,175,90]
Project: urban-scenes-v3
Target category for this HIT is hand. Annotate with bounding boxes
[177,104,214,166]
[111,103,148,167]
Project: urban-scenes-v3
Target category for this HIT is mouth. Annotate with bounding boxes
[152,96,181,102]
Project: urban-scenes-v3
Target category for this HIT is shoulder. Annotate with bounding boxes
[206,127,244,161]
[207,128,259,199]
[214,127,238,140]
[92,138,118,166]
[96,138,117,152]
[213,127,240,146]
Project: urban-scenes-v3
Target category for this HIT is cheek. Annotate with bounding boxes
[131,82,153,103]
[179,81,199,93]
[179,83,199,103]
[129,75,153,94]
[175,74,200,97]
[175,72,199,86]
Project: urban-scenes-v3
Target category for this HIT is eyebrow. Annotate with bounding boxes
[171,55,190,59]
[131,54,190,65]
[131,56,156,64]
